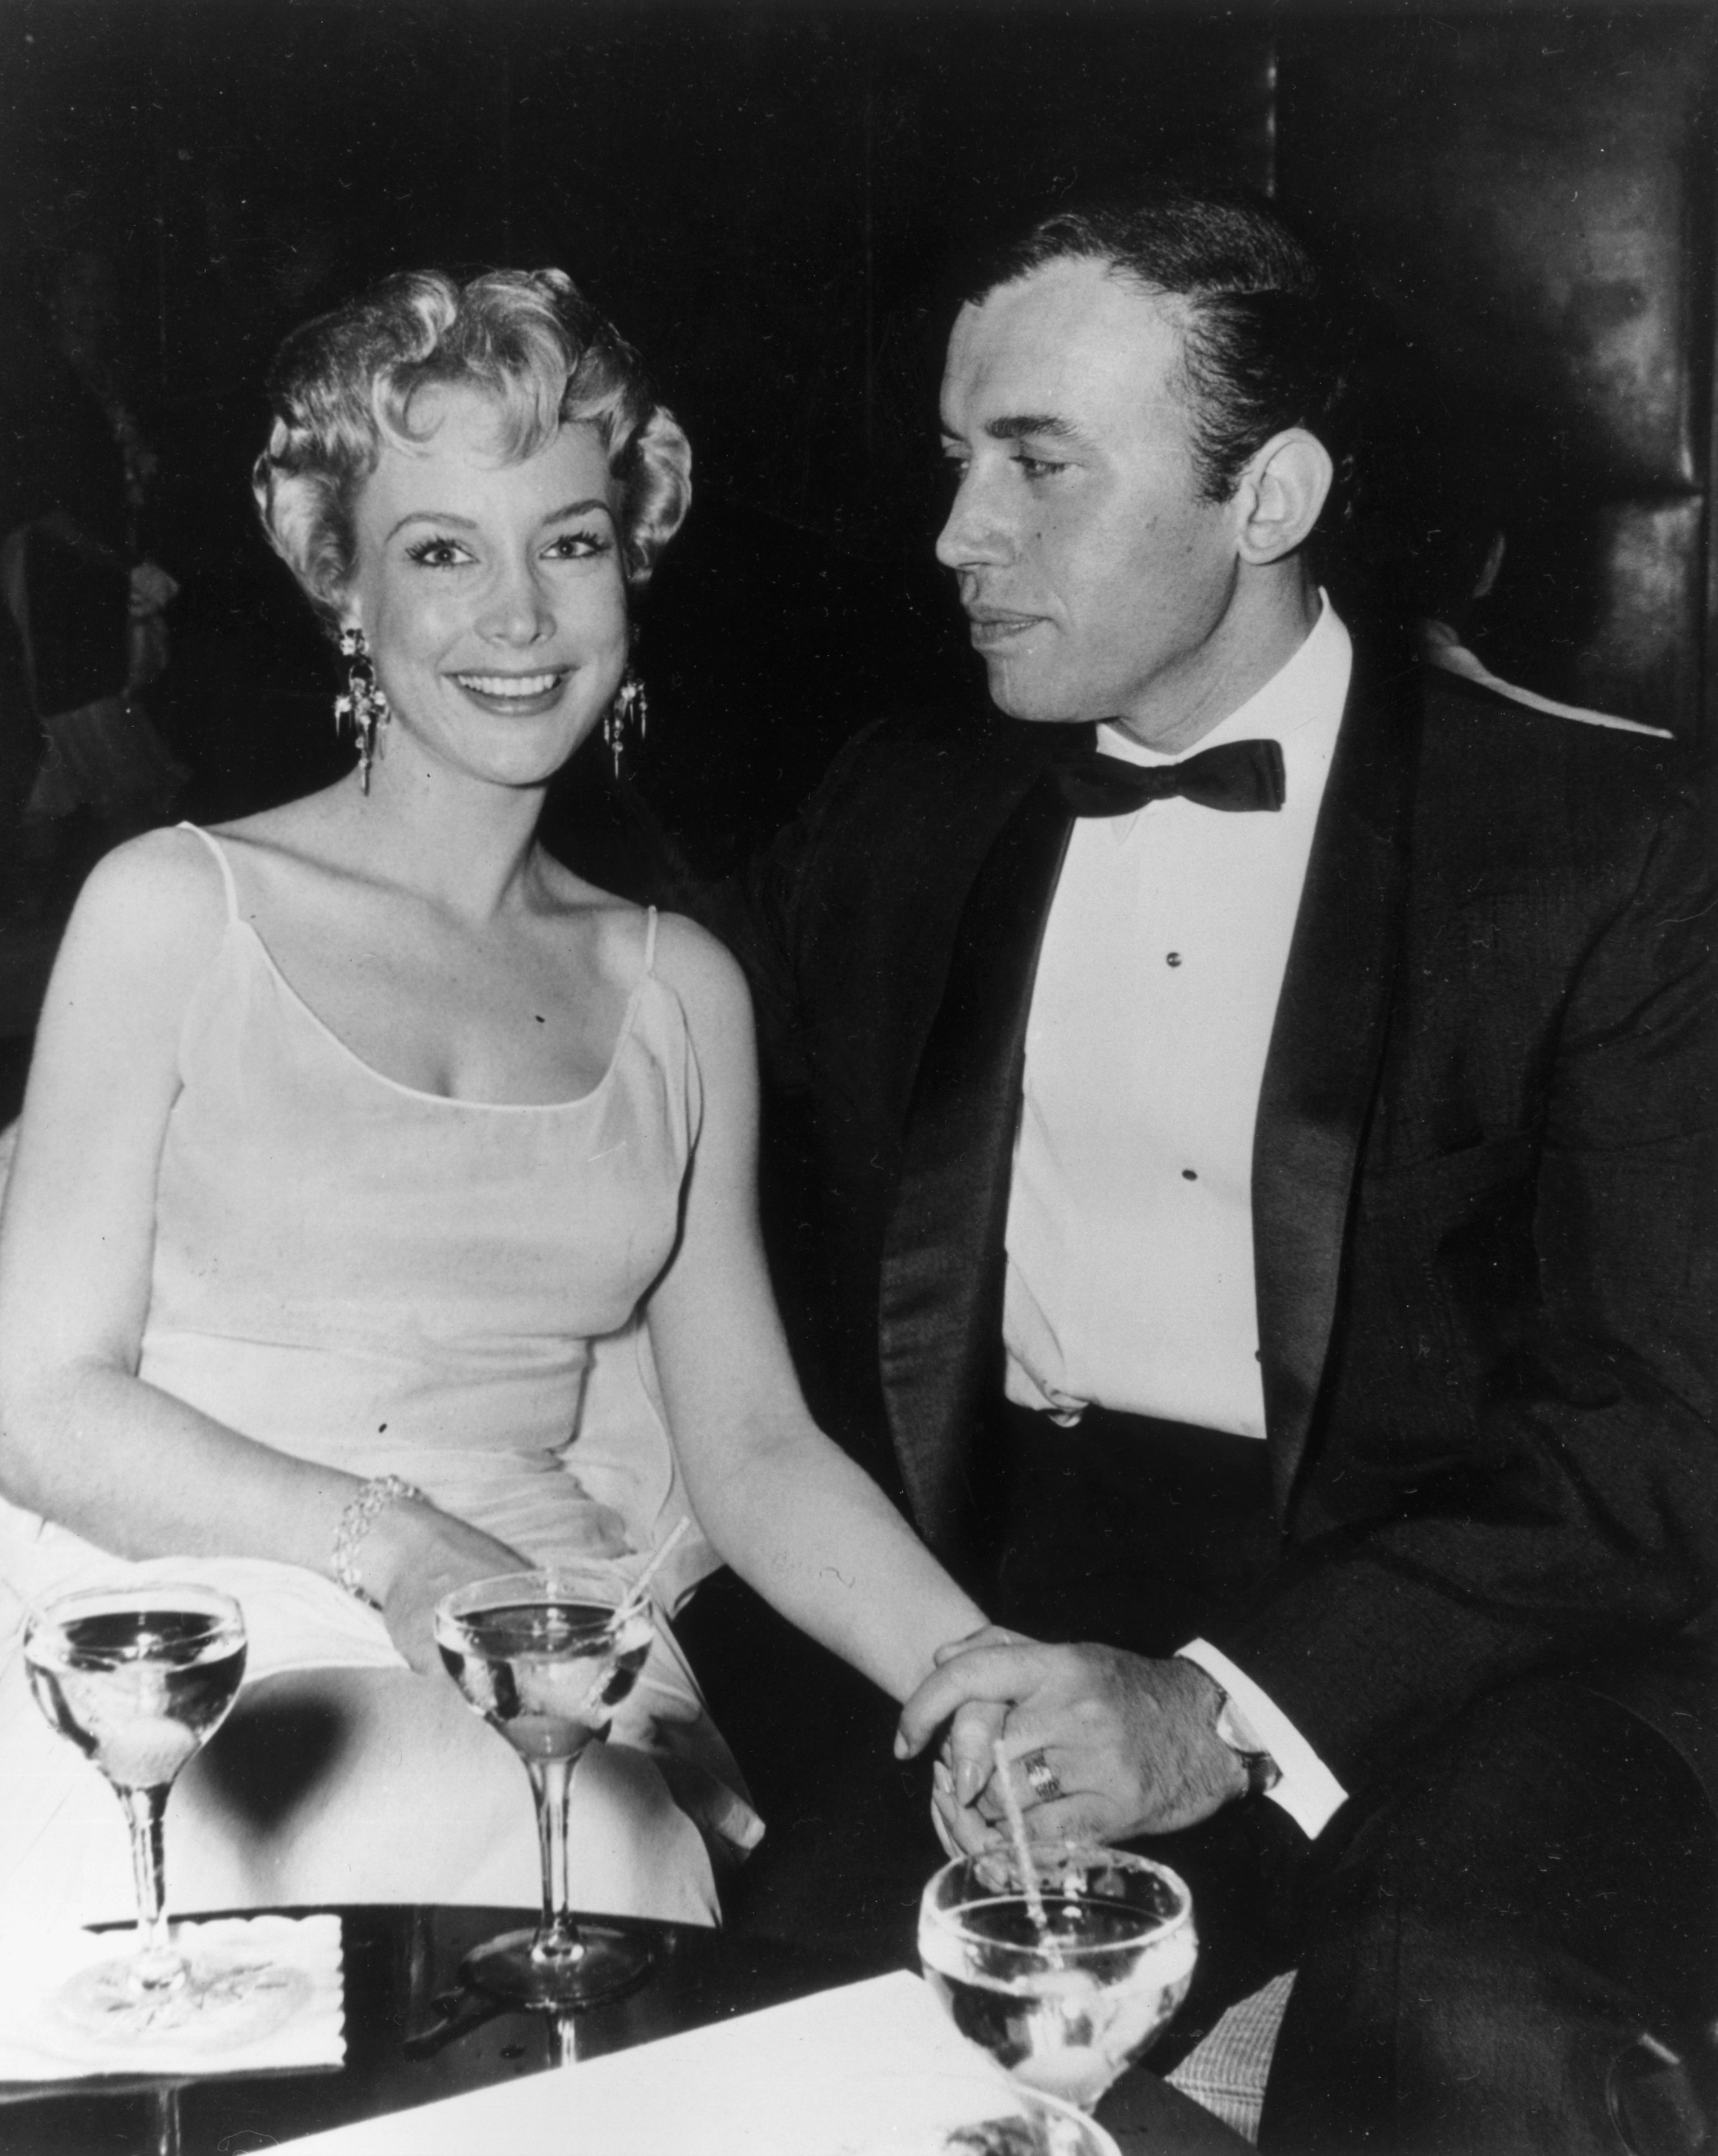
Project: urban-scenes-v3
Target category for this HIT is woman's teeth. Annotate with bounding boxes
[457,672,560,698]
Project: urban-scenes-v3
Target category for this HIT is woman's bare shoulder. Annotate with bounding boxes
[199,786,356,887]
[32,827,233,1066]
[647,910,752,1030]
[529,859,647,978]
[538,885,749,1034]
[67,824,231,952]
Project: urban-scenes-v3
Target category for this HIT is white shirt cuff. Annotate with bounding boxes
[1177,1638,1348,1839]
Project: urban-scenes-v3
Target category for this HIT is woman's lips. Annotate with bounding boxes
[451,669,569,715]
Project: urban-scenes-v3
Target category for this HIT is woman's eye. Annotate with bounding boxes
[544,530,610,561]
[403,537,471,568]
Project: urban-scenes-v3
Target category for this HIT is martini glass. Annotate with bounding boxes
[919,1844,1196,2111]
[23,1582,255,2037]
[434,1568,655,2007]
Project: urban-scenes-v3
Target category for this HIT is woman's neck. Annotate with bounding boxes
[335,753,552,923]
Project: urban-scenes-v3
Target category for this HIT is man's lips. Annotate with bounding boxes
[964,609,1044,648]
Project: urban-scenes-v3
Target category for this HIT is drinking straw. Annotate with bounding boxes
[615,1516,693,1621]
[991,1736,1052,1937]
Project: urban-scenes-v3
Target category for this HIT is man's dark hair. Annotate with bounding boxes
[969,188,1358,517]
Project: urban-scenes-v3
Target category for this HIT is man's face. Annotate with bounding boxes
[936,259,1245,747]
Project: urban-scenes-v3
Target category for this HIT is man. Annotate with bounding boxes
[736,190,1716,2150]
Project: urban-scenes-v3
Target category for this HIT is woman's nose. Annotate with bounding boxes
[478,558,554,644]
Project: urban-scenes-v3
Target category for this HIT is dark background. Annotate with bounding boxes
[1,0,1713,1082]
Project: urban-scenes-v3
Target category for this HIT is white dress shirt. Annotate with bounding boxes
[1002,596,1352,1835]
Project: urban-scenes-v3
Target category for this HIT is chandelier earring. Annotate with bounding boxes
[603,670,648,779]
[335,626,391,793]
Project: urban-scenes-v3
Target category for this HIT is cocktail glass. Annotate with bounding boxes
[918,1844,1196,2111]
[24,1582,254,2037]
[434,1568,654,2007]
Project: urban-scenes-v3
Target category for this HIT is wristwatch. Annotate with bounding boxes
[1211,1685,1283,1799]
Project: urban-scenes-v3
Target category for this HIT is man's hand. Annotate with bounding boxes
[897,1636,1247,1849]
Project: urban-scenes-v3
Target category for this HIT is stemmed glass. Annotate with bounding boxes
[918,1845,1197,2112]
[434,1568,655,2007]
[23,1582,252,2037]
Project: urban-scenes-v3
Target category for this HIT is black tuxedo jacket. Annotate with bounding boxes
[731,647,1717,1809]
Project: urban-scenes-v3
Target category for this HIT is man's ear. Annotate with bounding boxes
[1232,429,1333,566]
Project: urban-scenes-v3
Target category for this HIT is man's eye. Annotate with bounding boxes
[403,537,470,568]
[1013,453,1067,480]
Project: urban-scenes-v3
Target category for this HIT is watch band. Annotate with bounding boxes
[1212,1686,1283,1798]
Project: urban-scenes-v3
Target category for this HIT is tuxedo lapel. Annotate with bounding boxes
[1254,660,1419,1507]
[879,764,1075,1555]
[872,666,1416,1541]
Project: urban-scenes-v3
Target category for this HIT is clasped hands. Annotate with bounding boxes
[895,1628,1248,1856]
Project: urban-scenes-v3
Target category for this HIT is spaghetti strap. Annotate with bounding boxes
[642,905,659,978]
[177,821,240,923]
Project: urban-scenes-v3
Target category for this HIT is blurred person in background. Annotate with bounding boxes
[0,248,184,919]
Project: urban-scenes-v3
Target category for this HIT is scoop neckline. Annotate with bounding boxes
[229,915,653,1113]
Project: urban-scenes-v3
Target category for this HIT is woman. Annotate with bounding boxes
[0,267,984,1932]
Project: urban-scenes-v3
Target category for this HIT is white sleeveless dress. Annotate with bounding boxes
[0,827,748,1933]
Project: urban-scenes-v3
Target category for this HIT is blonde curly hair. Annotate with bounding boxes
[252,267,691,616]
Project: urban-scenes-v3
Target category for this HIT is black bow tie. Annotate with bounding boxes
[1054,737,1286,818]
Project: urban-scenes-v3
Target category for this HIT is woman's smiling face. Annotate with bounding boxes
[340,383,629,791]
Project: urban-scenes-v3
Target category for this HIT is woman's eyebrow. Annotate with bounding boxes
[542,498,615,525]
[384,509,478,541]
[382,499,614,543]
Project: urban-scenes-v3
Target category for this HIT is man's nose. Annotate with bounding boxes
[935,470,1011,571]
[478,556,553,643]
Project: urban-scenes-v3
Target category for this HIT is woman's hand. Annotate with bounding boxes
[359,1502,545,1678]
[650,1753,765,1868]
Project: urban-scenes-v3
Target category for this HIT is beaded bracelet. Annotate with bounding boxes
[332,1474,428,1609]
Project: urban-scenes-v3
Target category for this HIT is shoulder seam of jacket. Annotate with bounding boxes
[1420,623,1676,739]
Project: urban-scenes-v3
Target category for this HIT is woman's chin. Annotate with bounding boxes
[384,717,603,794]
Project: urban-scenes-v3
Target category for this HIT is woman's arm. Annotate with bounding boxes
[0,830,529,1673]
[645,915,986,1703]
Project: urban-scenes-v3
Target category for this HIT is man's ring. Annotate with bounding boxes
[1020,1749,1062,1803]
